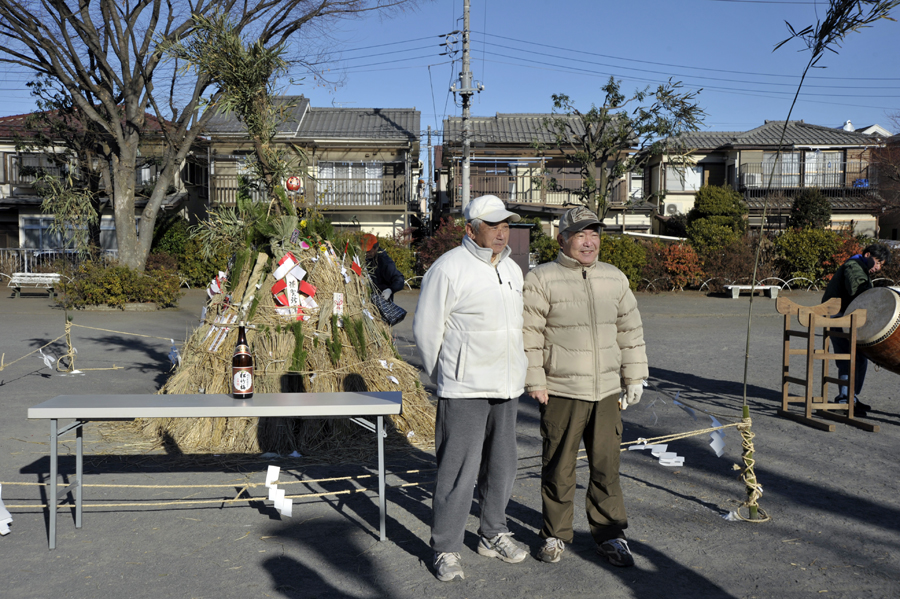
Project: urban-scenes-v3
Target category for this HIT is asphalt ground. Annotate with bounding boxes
[0,285,899,598]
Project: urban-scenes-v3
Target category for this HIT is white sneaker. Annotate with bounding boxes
[538,537,565,563]
[433,551,464,581]
[477,532,527,563]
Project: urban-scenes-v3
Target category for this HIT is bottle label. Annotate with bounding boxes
[234,344,251,356]
[233,367,254,394]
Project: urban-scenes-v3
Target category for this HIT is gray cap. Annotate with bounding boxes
[559,206,601,235]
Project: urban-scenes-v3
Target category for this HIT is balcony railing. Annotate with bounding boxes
[738,161,873,191]
[9,161,68,185]
[448,171,630,209]
[315,178,406,207]
[210,175,408,208]
[210,174,268,206]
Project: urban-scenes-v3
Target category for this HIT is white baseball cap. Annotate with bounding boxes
[464,195,521,223]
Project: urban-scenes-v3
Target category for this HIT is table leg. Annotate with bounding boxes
[378,415,386,542]
[49,419,57,550]
[76,424,83,529]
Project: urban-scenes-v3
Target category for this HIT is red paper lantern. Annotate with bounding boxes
[286,176,302,192]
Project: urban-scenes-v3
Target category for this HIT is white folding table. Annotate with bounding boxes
[27,391,403,549]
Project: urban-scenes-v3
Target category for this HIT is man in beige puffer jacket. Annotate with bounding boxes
[523,206,648,567]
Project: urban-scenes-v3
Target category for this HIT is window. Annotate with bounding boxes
[804,151,843,187]
[666,165,703,191]
[22,216,121,250]
[762,152,801,187]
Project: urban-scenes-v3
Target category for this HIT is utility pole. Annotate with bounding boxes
[450,0,483,214]
[427,125,433,226]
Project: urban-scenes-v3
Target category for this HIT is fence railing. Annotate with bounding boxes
[448,170,631,209]
[210,175,408,208]
[0,248,118,274]
[315,178,406,207]
[738,161,873,190]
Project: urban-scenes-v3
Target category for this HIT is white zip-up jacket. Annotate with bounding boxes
[413,235,527,399]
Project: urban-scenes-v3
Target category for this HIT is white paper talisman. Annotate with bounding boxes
[285,277,302,306]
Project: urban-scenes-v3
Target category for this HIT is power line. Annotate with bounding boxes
[473,30,900,82]
[478,50,900,99]
[474,39,900,91]
[478,57,898,112]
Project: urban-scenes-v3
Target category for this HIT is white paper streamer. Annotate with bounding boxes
[0,484,12,535]
[265,465,280,488]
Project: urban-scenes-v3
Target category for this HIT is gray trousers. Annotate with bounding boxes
[540,393,627,544]
[430,396,520,553]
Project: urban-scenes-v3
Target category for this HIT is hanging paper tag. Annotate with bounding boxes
[286,278,302,306]
[265,466,280,488]
[271,279,287,296]
[351,255,363,277]
[273,292,288,307]
[333,292,344,327]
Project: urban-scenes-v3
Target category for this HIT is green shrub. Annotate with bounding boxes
[520,216,560,264]
[687,220,742,254]
[774,227,842,282]
[599,234,646,290]
[787,188,831,230]
[531,235,560,264]
[60,262,183,308]
[686,185,747,252]
[180,235,230,288]
[151,215,229,287]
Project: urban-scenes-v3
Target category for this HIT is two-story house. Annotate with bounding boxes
[643,120,885,236]
[203,96,421,236]
[0,110,193,271]
[436,113,652,236]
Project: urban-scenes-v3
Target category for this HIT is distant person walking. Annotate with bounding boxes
[361,234,405,301]
[413,195,528,582]
[523,206,648,567]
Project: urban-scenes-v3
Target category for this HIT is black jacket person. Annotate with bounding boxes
[362,234,405,300]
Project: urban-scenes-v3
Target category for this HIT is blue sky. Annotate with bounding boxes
[1,0,897,140]
[292,0,900,138]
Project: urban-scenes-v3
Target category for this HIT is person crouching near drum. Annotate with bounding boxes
[821,243,891,416]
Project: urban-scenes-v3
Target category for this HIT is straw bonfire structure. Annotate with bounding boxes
[139,228,435,456]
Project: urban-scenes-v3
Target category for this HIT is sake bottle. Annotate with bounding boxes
[232,322,254,399]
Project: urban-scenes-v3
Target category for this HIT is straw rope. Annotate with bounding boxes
[2,423,756,514]
[733,417,770,522]
[68,323,181,342]
[0,333,66,371]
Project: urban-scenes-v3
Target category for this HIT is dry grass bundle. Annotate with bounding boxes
[136,239,435,457]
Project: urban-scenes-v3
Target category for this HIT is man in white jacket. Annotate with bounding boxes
[414,195,528,582]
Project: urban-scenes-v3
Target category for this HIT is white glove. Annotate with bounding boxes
[620,383,644,410]
[381,288,393,301]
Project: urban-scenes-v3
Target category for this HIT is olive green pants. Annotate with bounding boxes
[540,393,627,544]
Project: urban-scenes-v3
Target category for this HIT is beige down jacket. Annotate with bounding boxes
[523,251,648,401]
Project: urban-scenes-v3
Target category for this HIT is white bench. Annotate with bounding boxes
[5,272,62,299]
[724,284,779,299]
[28,391,402,549]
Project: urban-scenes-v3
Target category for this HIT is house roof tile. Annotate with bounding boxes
[204,95,309,136]
[298,107,419,141]
[443,113,584,145]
